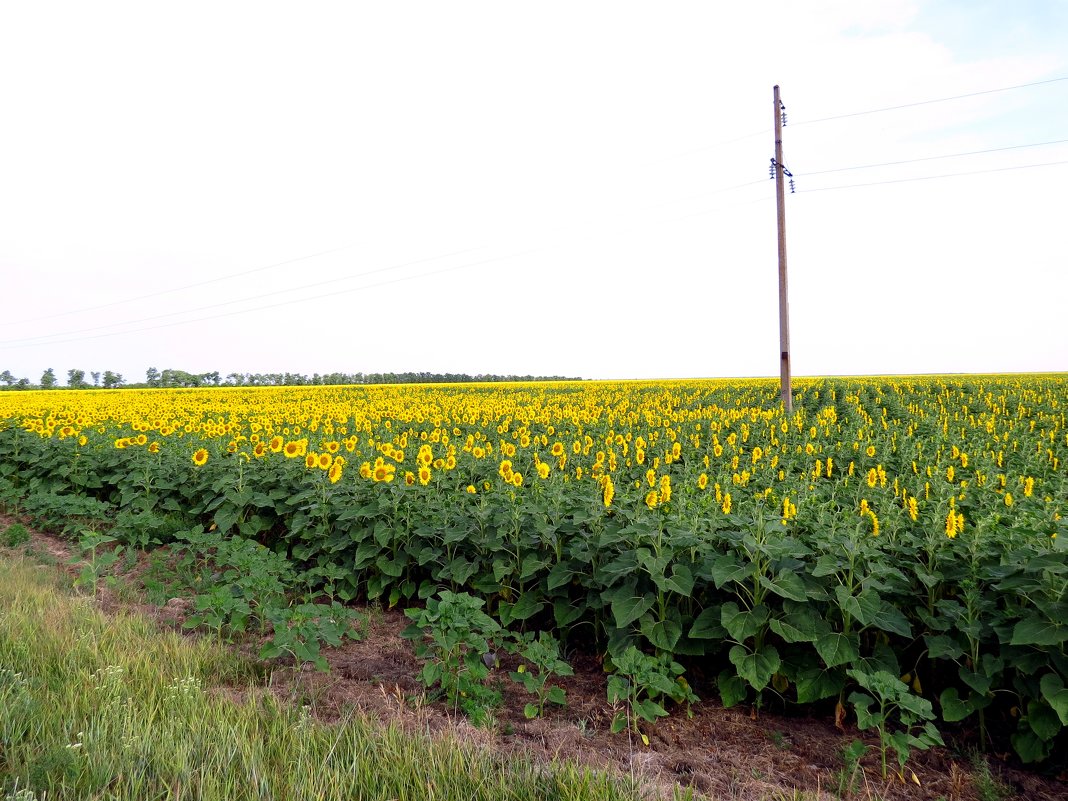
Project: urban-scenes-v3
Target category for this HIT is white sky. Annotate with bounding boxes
[1,1,1066,384]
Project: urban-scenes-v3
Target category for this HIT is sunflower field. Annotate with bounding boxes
[1,376,1065,763]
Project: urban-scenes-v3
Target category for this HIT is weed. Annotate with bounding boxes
[2,522,29,548]
[402,590,502,725]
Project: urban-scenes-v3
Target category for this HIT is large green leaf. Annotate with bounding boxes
[688,605,726,640]
[729,644,780,692]
[1039,673,1068,726]
[814,631,859,668]
[759,570,808,602]
[721,602,769,643]
[1011,617,1068,647]
[717,669,747,708]
[640,617,682,652]
[609,590,656,629]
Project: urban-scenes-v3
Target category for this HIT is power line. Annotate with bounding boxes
[798,159,1068,193]
[0,247,480,347]
[0,194,776,352]
[1,174,771,348]
[803,138,1068,176]
[793,75,1068,126]
[0,243,364,329]
[0,251,535,350]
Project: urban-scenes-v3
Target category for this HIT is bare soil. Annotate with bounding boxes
[4,516,1066,801]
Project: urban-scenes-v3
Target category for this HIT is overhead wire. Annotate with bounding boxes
[0,247,481,346]
[0,173,772,348]
[792,75,1068,126]
[1,191,777,351]
[798,159,1068,193]
[802,138,1068,176]
[0,243,367,329]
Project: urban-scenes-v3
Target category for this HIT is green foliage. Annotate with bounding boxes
[507,631,573,719]
[1,376,1066,760]
[847,668,943,779]
[834,739,866,799]
[70,531,123,596]
[606,646,697,744]
[402,591,503,725]
[2,522,29,548]
[260,602,362,672]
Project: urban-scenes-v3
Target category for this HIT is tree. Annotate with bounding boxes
[90,371,101,387]
[67,369,88,389]
[102,371,125,389]
[0,370,14,387]
[40,368,57,389]
[146,367,161,387]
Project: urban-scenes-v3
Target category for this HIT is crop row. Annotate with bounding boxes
[0,376,1065,765]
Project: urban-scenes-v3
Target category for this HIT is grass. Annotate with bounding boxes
[0,551,656,801]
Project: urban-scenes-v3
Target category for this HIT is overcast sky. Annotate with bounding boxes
[1,1,1065,384]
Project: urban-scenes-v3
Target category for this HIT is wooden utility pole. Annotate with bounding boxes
[773,85,793,413]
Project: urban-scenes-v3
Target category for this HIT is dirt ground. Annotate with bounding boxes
[4,517,1066,801]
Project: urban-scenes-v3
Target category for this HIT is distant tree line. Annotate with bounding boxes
[0,367,582,390]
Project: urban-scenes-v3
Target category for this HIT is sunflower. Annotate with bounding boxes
[269,436,284,453]
[328,462,343,484]
[325,441,340,454]
[404,471,416,485]
[418,466,431,485]
[253,442,266,458]
[359,462,372,479]
[148,442,161,454]
[284,441,301,458]
[318,453,333,470]
[697,473,708,490]
[192,448,209,467]
[305,453,318,469]
[511,471,523,487]
[645,490,658,509]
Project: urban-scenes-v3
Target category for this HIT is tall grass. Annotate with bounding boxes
[0,553,653,801]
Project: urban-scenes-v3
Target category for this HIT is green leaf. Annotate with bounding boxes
[1039,673,1068,726]
[759,570,808,602]
[610,591,656,629]
[523,703,539,719]
[729,644,780,692]
[721,602,769,643]
[939,687,975,723]
[717,669,747,708]
[709,555,749,588]
[814,631,859,668]
[794,665,844,703]
[769,615,813,644]
[660,564,695,597]
[958,666,992,696]
[688,605,725,640]
[925,634,964,660]
[1010,617,1068,647]
[641,618,682,652]
[1026,701,1063,742]
[509,593,544,622]
[1011,726,1052,764]
[635,697,669,722]
[553,598,584,628]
